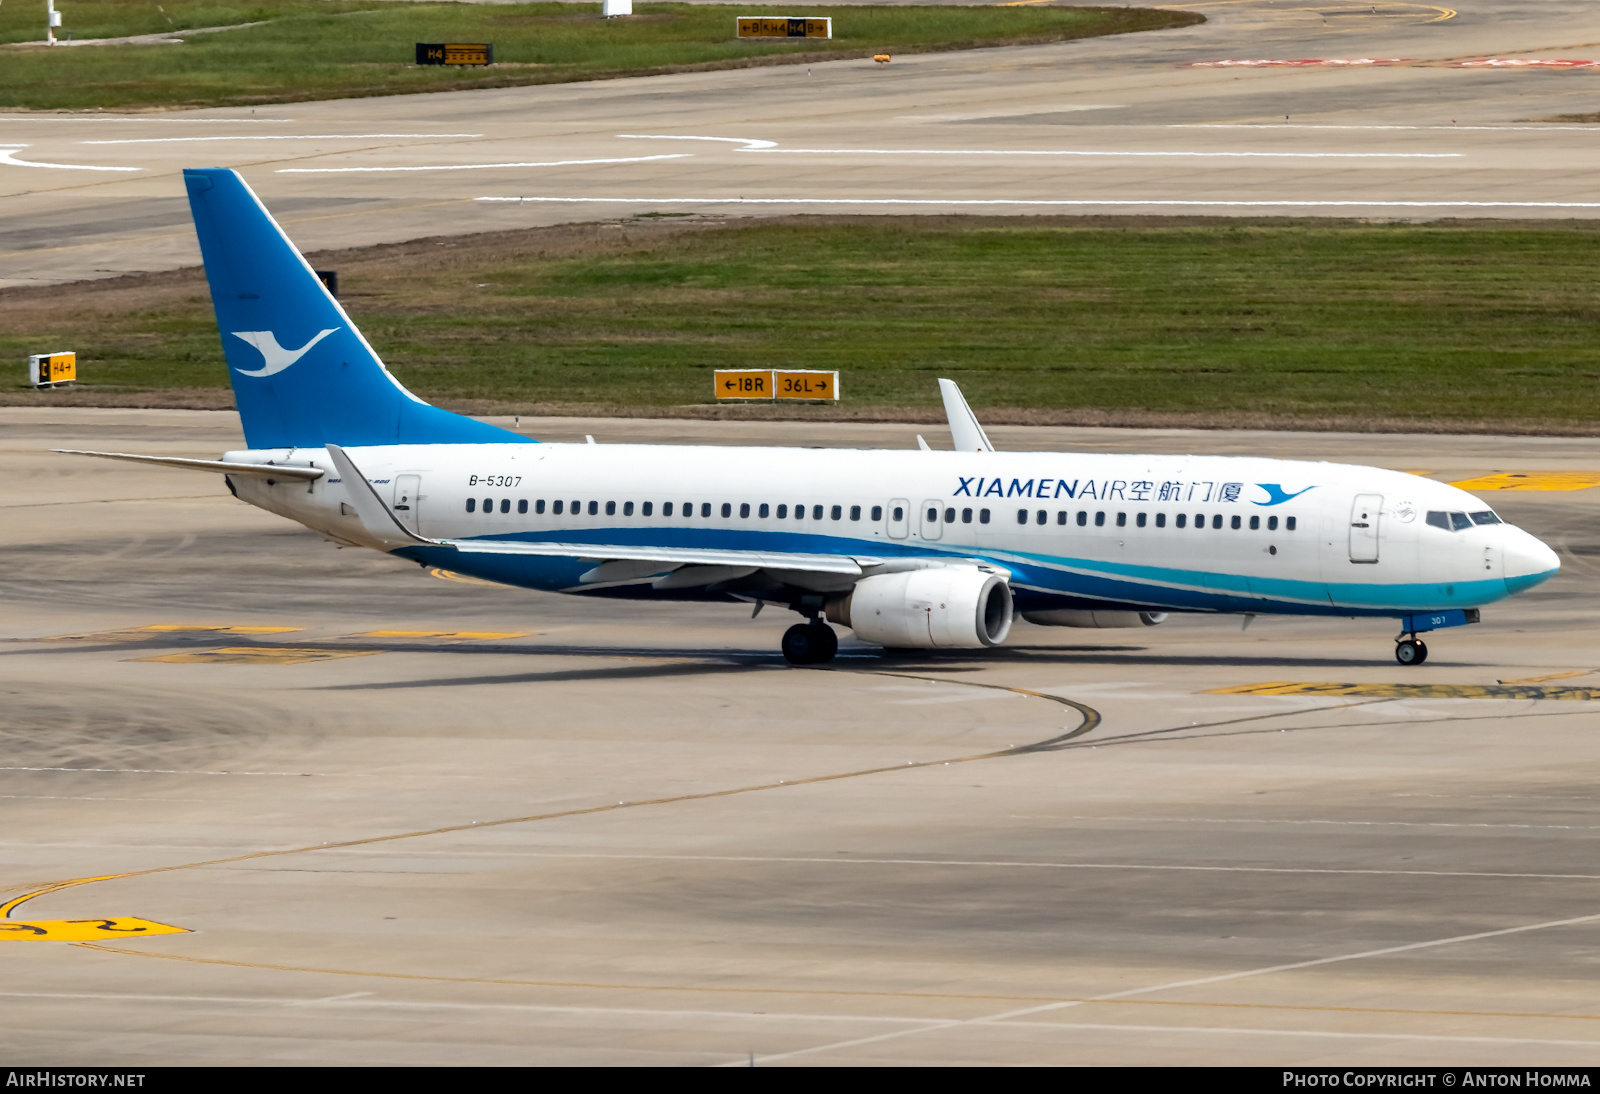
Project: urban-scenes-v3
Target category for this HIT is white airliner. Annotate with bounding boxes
[62,169,1560,666]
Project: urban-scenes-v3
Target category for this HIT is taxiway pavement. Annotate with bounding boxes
[2,409,1598,1065]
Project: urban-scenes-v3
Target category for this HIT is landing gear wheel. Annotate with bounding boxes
[1395,639,1428,666]
[782,621,838,665]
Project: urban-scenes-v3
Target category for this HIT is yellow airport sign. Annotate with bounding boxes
[774,369,838,401]
[415,42,494,66]
[28,351,75,388]
[737,16,832,38]
[715,369,774,399]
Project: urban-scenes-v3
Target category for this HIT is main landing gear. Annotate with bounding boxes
[782,621,838,665]
[1395,638,1429,666]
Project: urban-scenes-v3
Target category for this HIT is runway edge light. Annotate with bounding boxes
[28,351,76,389]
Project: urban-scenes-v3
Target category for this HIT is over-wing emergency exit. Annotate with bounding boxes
[60,169,1560,666]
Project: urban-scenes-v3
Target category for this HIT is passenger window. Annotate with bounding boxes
[605,501,616,516]
[1470,511,1501,525]
[1076,511,1087,527]
[685,502,694,518]
[552,500,563,515]
[536,499,546,514]
[484,497,494,512]
[1176,514,1187,528]
[1267,515,1277,531]
[832,505,843,521]
[642,502,652,516]
[759,503,769,518]
[1094,512,1105,527]
[1156,513,1166,528]
[1212,514,1222,529]
[499,499,509,514]
[1195,513,1205,529]
[588,501,599,516]
[739,503,750,518]
[1230,515,1240,530]
[813,505,823,520]
[1116,513,1126,528]
[702,503,712,518]
[797,503,806,519]
[466,498,476,513]
[1056,511,1067,525]
[1286,517,1297,531]
[722,503,732,518]
[571,500,580,515]
[891,506,903,521]
[872,506,883,521]
[662,502,672,517]
[623,501,634,516]
[518,499,528,515]
[1136,513,1147,528]
[963,508,974,524]
[850,505,861,521]
[1450,512,1472,531]
[1036,510,1047,525]
[1249,515,1259,530]
[1016,509,1028,525]
[979,509,990,524]
[777,504,788,518]
[944,507,955,523]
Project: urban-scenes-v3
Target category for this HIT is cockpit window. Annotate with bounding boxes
[1450,512,1473,531]
[1470,511,1502,525]
[1425,511,1450,530]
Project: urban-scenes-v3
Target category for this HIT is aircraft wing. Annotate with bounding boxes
[54,449,324,481]
[451,538,875,575]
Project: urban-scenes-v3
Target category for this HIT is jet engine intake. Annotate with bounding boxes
[827,568,1013,648]
[1023,610,1167,629]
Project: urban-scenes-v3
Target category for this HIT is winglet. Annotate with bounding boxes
[324,444,437,551]
[938,379,994,453]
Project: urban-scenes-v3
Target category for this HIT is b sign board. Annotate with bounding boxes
[28,351,75,388]
[736,17,832,39]
[416,42,494,66]
[715,369,839,401]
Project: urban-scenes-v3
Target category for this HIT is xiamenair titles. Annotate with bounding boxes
[54,167,1560,670]
[950,474,1310,507]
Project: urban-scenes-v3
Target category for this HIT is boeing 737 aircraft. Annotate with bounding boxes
[62,170,1560,666]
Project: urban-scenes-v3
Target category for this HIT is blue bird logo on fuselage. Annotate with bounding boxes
[1254,483,1315,506]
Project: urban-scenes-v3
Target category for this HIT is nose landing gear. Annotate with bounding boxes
[782,621,838,665]
[1395,638,1429,665]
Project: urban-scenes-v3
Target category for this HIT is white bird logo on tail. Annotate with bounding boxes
[230,328,338,377]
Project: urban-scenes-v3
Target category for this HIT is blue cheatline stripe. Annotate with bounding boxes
[425,526,1521,616]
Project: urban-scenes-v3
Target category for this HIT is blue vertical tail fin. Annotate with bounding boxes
[183,168,529,449]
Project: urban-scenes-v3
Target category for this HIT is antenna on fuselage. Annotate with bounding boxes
[938,378,995,453]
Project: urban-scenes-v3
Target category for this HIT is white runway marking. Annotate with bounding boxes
[1181,124,1600,131]
[280,154,689,174]
[748,907,1600,1064]
[478,196,1600,210]
[743,148,1460,159]
[83,134,482,145]
[345,849,1600,882]
[0,146,138,172]
[617,134,776,149]
[8,991,1598,1049]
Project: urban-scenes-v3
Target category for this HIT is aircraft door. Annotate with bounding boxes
[393,474,422,535]
[887,498,910,540]
[919,499,943,541]
[1349,493,1381,564]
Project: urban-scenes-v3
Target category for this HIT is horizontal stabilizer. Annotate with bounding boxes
[54,449,323,481]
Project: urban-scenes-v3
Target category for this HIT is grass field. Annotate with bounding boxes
[7,216,1600,432]
[0,1,1196,110]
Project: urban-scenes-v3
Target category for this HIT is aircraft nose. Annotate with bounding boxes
[1503,526,1560,595]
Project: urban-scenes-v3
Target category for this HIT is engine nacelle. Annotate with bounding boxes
[827,568,1013,648]
[1023,610,1168,629]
